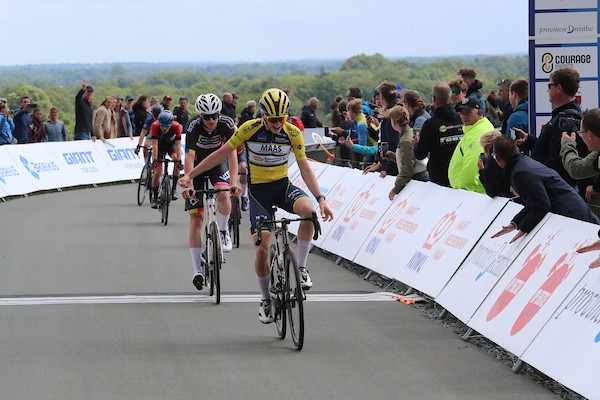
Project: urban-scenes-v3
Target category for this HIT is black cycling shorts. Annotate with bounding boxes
[248,177,308,235]
[185,160,230,213]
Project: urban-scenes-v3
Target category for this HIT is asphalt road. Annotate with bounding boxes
[0,184,556,400]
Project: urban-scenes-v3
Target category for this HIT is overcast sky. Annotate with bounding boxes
[0,0,529,66]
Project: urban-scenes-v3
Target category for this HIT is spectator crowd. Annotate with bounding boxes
[2,66,599,238]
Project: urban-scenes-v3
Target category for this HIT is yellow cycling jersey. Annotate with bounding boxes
[227,118,307,184]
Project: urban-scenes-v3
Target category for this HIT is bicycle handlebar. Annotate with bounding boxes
[255,211,321,246]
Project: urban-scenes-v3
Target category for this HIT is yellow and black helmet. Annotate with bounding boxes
[259,88,290,118]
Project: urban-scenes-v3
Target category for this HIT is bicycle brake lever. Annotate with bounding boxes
[311,211,321,241]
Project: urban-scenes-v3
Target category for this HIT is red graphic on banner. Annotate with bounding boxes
[422,204,461,250]
[510,241,585,335]
[343,185,373,223]
[327,183,342,202]
[575,95,582,106]
[485,231,559,322]
[378,193,412,234]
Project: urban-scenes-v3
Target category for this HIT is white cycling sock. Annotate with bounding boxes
[296,239,311,269]
[190,248,203,275]
[257,275,270,300]
[240,183,248,197]
[218,211,229,232]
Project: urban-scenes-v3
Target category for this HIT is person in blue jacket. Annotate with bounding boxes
[0,101,15,145]
[505,78,529,136]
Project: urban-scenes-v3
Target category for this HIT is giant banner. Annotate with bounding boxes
[0,146,39,196]
[46,141,120,185]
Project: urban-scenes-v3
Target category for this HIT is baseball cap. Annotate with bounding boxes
[85,85,94,92]
[496,78,513,86]
[125,94,134,101]
[456,98,481,111]
[163,95,172,102]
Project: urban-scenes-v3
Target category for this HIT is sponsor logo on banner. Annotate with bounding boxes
[405,205,461,273]
[541,52,592,73]
[20,155,60,180]
[364,193,413,255]
[538,24,594,36]
[63,151,98,174]
[107,147,143,170]
[486,231,560,322]
[343,185,372,223]
[474,242,509,281]
[554,283,600,343]
[510,241,586,336]
[0,166,20,185]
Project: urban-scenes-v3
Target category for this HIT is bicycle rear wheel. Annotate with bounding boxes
[269,244,286,339]
[137,164,149,206]
[161,175,171,226]
[285,250,304,350]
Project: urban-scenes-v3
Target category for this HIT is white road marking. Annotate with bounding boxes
[0,292,398,306]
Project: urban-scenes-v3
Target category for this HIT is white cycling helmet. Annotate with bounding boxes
[195,93,222,116]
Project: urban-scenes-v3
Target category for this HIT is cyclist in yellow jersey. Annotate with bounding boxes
[180,88,333,324]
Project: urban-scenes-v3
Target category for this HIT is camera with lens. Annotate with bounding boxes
[29,103,38,110]
[557,116,580,133]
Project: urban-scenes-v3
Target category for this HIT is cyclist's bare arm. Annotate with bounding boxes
[297,158,334,221]
[179,144,234,188]
[182,152,195,200]
[226,150,240,195]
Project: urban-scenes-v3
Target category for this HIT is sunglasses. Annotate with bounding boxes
[267,116,286,124]
[451,89,462,95]
[202,113,219,121]
[547,83,558,89]
[159,123,171,128]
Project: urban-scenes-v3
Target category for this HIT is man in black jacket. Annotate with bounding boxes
[74,80,94,140]
[521,67,588,186]
[492,136,599,244]
[414,83,463,187]
[300,97,322,128]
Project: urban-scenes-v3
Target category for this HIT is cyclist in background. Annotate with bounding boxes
[148,111,182,208]
[183,93,238,291]
[179,88,333,323]
[135,104,163,160]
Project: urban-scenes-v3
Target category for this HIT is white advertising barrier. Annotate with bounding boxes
[521,269,600,400]
[0,146,39,196]
[3,142,78,191]
[313,167,377,248]
[45,140,120,185]
[277,159,329,235]
[320,172,395,261]
[93,137,146,181]
[355,184,507,297]
[468,215,600,358]
[436,202,550,324]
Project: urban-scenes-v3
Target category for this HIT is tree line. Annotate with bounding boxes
[0,53,528,139]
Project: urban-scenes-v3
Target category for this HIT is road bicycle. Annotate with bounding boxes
[255,209,320,351]
[229,194,241,248]
[193,178,231,304]
[136,145,153,206]
[154,158,179,226]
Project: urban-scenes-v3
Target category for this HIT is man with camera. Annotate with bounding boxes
[520,67,588,186]
[13,96,35,144]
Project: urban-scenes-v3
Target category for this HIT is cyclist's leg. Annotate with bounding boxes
[209,161,233,251]
[167,145,180,200]
[249,182,279,322]
[237,148,249,210]
[186,175,206,289]
[281,181,314,288]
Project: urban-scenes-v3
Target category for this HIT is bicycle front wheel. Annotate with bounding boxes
[269,244,286,339]
[209,221,222,304]
[137,164,149,206]
[161,175,171,226]
[285,250,304,350]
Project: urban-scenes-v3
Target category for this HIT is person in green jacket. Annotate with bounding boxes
[448,98,494,193]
